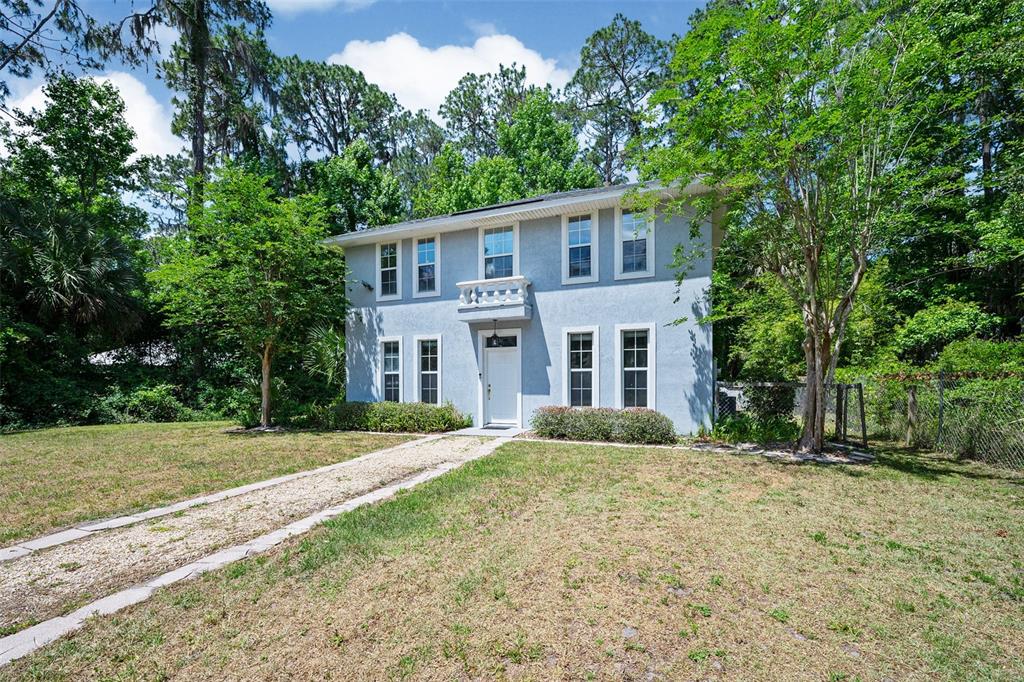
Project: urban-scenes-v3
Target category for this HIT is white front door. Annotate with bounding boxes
[484,335,520,425]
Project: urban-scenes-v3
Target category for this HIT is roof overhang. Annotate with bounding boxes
[324,180,710,248]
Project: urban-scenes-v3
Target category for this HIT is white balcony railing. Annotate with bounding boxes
[456,276,531,309]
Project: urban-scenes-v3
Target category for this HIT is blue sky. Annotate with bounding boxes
[8,0,704,157]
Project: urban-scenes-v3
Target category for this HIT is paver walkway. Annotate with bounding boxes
[0,435,500,639]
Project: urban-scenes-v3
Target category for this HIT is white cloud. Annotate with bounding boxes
[8,72,181,159]
[466,19,499,37]
[328,32,571,118]
[266,0,376,14]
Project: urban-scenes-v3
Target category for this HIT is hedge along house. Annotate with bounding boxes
[327,181,720,434]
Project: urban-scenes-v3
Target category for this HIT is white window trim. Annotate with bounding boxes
[614,323,656,410]
[413,335,442,404]
[375,241,403,302]
[377,335,403,402]
[562,325,600,407]
[561,212,599,285]
[614,207,656,281]
[411,234,441,299]
[477,222,520,280]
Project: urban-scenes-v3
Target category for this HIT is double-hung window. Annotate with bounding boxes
[481,225,516,279]
[616,325,656,409]
[564,328,599,407]
[417,337,440,404]
[376,241,401,300]
[562,213,598,284]
[413,235,440,297]
[380,338,401,402]
[615,209,655,280]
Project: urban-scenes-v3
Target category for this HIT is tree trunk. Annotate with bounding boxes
[189,0,209,208]
[260,344,272,427]
[799,332,831,453]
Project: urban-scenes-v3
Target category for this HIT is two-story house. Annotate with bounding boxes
[328,181,717,434]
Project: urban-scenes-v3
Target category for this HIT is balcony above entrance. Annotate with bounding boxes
[456,276,533,322]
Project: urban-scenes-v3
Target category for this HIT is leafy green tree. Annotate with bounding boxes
[385,108,445,209]
[0,74,146,424]
[144,0,272,205]
[298,139,403,235]
[277,57,401,161]
[0,0,159,102]
[149,166,345,427]
[643,0,956,451]
[497,91,598,195]
[894,300,1001,365]
[410,143,474,217]
[439,64,536,161]
[413,92,598,217]
[872,0,1024,337]
[567,14,670,185]
[6,72,135,204]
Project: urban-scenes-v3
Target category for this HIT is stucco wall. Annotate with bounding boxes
[344,204,713,434]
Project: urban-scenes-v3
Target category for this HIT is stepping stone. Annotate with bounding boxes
[20,529,92,551]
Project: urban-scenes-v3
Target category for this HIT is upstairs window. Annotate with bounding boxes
[376,241,401,300]
[615,210,655,280]
[481,225,516,279]
[381,338,401,402]
[562,213,598,284]
[414,235,440,298]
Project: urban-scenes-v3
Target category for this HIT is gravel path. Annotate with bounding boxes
[0,435,493,631]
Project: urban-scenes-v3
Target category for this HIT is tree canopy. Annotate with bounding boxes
[149,166,345,426]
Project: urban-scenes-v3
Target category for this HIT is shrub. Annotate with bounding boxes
[95,384,197,424]
[711,413,800,444]
[306,400,471,433]
[530,406,677,445]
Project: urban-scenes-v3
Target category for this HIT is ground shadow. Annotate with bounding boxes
[868,442,1024,487]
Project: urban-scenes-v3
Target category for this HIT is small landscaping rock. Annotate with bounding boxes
[622,626,638,639]
[786,627,806,641]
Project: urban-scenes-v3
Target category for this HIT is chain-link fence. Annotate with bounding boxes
[715,381,867,447]
[859,372,1024,470]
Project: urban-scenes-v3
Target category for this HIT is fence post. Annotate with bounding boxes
[835,384,844,441]
[842,384,850,442]
[936,370,945,448]
[857,382,868,448]
[906,384,918,446]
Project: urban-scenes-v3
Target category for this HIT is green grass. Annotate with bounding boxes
[4,441,1023,680]
[0,421,412,545]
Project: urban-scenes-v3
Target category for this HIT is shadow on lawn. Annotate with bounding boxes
[866,443,1024,486]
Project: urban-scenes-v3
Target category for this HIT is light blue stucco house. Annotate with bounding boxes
[327,181,719,434]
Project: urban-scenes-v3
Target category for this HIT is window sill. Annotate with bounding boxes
[613,270,655,281]
[411,289,441,299]
[561,274,599,286]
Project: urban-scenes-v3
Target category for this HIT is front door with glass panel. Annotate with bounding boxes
[483,334,519,425]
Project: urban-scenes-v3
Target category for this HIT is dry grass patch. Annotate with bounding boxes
[5,442,1023,681]
[0,422,412,545]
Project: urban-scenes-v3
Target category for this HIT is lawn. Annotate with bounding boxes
[0,422,412,546]
[5,441,1023,680]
